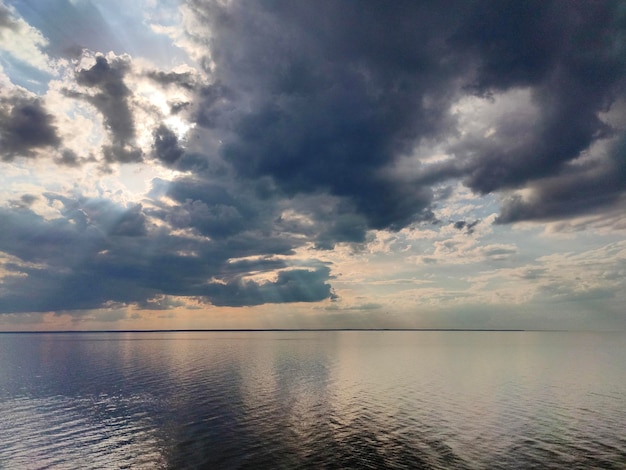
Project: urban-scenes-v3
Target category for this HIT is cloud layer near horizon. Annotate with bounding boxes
[1,0,625,325]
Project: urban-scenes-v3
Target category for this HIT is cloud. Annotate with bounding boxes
[168,0,626,230]
[445,0,626,217]
[156,176,258,239]
[452,220,481,234]
[497,134,626,223]
[0,3,18,31]
[180,0,464,231]
[465,240,626,308]
[0,1,52,73]
[2,0,626,319]
[152,124,185,164]
[204,267,332,307]
[64,54,143,164]
[10,1,626,223]
[4,0,119,59]
[54,149,83,167]
[0,94,60,160]
[9,193,37,209]
[0,192,333,313]
[325,302,383,312]
[8,0,187,67]
[145,70,197,90]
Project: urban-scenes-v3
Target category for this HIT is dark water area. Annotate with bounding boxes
[0,330,625,469]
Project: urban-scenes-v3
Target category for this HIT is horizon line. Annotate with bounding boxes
[0,328,601,334]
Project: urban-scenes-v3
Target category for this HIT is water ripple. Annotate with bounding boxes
[1,331,625,469]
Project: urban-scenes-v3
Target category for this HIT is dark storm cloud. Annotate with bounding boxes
[0,167,344,313]
[151,173,358,249]
[66,55,143,163]
[163,198,245,239]
[44,193,148,237]
[4,0,624,225]
[157,177,254,239]
[314,213,368,250]
[184,0,464,230]
[444,0,626,204]
[203,267,332,307]
[152,124,185,164]
[0,96,61,160]
[145,70,197,90]
[0,194,333,313]
[180,0,626,226]
[3,0,626,314]
[0,203,103,268]
[497,135,626,223]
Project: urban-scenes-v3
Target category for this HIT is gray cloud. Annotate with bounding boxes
[9,0,625,225]
[495,130,626,223]
[180,0,626,227]
[0,96,60,160]
[152,124,185,165]
[446,0,625,209]
[2,0,626,315]
[7,194,37,210]
[150,172,371,251]
[145,70,197,91]
[0,3,18,32]
[203,267,332,307]
[314,212,368,250]
[66,55,143,163]
[156,176,256,239]
[4,0,625,226]
[183,0,463,230]
[452,220,481,235]
[0,192,332,313]
[54,149,84,167]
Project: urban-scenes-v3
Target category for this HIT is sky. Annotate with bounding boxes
[0,0,625,331]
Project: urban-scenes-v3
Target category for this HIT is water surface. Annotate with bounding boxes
[0,330,624,468]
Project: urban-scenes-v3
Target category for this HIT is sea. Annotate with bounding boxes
[0,330,624,469]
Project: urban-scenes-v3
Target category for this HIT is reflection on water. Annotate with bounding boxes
[0,331,625,469]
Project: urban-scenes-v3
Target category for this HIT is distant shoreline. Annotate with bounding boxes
[0,328,581,334]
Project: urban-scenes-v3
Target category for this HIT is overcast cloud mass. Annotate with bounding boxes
[1,0,625,330]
